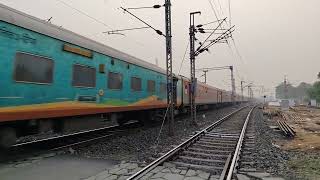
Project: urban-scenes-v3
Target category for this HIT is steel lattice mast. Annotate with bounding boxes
[114,2,175,135]
[165,0,174,136]
[197,66,236,103]
[230,66,236,103]
[189,12,201,125]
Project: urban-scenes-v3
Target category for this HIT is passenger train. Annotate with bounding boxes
[0,4,246,147]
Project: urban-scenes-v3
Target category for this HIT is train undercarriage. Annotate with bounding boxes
[0,102,239,148]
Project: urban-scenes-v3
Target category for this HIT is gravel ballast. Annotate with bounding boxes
[73,105,245,163]
[252,107,320,180]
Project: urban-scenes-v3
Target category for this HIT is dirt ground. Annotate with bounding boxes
[280,106,320,151]
[264,105,320,151]
[264,105,320,179]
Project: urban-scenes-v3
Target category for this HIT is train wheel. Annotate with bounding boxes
[0,127,17,148]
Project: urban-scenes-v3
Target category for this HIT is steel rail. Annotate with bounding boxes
[13,121,139,147]
[225,106,255,180]
[50,133,115,151]
[1,121,140,163]
[127,105,249,180]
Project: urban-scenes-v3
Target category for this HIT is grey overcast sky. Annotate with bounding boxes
[1,0,319,97]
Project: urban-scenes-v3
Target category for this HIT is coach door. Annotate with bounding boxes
[218,91,223,103]
[173,77,178,106]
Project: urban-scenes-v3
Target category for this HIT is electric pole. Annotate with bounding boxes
[188,14,234,125]
[241,81,245,102]
[189,11,201,125]
[203,70,208,84]
[117,2,175,136]
[251,88,254,99]
[165,0,175,136]
[284,76,288,99]
[247,85,251,100]
[230,66,236,103]
[196,66,236,103]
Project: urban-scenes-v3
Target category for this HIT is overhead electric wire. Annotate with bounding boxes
[207,0,222,24]
[196,26,234,55]
[195,18,227,53]
[120,7,165,37]
[127,5,163,10]
[206,0,247,82]
[178,41,190,74]
[54,0,150,49]
[198,19,226,27]
[103,26,150,34]
[235,69,242,81]
[228,0,232,26]
[55,0,113,30]
[230,37,244,64]
[208,0,230,29]
[215,0,225,18]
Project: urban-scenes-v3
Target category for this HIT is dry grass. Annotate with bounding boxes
[288,155,320,180]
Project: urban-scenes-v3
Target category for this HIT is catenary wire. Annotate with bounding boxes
[55,0,113,30]
[178,41,190,75]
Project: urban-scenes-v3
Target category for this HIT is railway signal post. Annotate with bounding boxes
[189,11,201,125]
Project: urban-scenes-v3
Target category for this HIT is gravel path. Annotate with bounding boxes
[73,105,244,163]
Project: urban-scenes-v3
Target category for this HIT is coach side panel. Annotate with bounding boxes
[0,21,168,122]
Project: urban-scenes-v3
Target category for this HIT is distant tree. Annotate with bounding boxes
[276,82,311,101]
[307,73,320,102]
[308,81,320,102]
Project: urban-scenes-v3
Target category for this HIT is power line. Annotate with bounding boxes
[54,0,150,49]
[207,0,221,23]
[228,0,232,26]
[55,0,113,30]
[208,0,229,29]
[195,25,235,56]
[127,5,163,10]
[120,7,165,37]
[103,26,150,36]
[178,41,190,74]
[230,37,244,64]
[195,18,227,54]
[215,0,225,18]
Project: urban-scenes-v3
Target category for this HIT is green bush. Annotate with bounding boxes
[308,81,320,102]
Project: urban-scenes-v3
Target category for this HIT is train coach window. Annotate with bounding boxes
[147,80,156,92]
[14,52,54,84]
[72,65,96,87]
[131,77,142,91]
[160,82,167,94]
[108,72,123,90]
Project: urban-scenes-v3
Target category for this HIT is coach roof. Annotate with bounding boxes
[0,3,166,74]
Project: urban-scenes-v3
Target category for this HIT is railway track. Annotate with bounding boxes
[127,105,256,180]
[0,121,141,163]
[0,108,231,163]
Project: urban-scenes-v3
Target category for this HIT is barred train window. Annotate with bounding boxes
[14,52,54,84]
[147,80,155,92]
[108,72,123,90]
[160,82,167,94]
[72,65,96,87]
[131,77,142,91]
